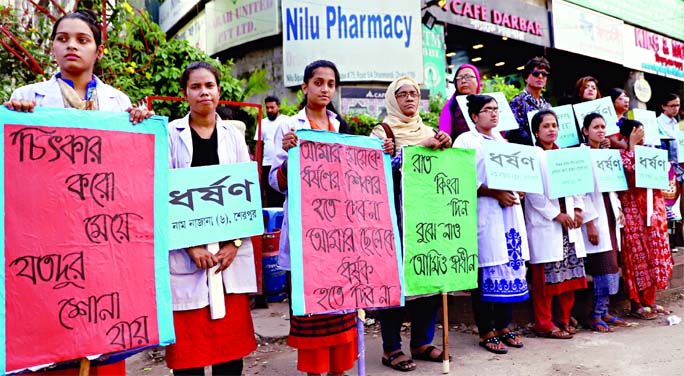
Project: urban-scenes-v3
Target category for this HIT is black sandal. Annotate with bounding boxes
[381,351,416,372]
[479,335,508,354]
[411,345,451,362]
[499,330,524,348]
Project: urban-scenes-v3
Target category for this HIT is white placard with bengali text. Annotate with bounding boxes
[455,92,518,132]
[282,0,423,86]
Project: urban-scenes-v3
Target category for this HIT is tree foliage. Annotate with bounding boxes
[0,1,269,127]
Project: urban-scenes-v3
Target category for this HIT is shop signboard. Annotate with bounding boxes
[282,0,423,87]
[552,0,623,65]
[423,0,550,47]
[206,0,280,55]
[340,87,429,118]
[623,24,684,82]
[565,0,684,41]
[174,11,207,51]
[159,0,199,32]
[422,24,447,98]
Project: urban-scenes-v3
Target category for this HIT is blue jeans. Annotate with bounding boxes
[378,295,441,353]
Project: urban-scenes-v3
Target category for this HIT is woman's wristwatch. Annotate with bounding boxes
[231,239,242,248]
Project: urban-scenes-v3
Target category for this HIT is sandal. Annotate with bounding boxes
[651,304,671,315]
[497,329,524,348]
[411,345,451,362]
[602,315,631,327]
[382,351,416,372]
[557,323,577,335]
[478,335,508,354]
[589,319,614,333]
[535,326,573,339]
[630,307,657,320]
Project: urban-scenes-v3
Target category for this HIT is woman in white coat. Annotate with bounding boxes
[525,109,588,339]
[166,62,257,375]
[580,113,629,331]
[454,94,529,354]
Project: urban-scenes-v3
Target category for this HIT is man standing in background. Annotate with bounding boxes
[256,96,288,207]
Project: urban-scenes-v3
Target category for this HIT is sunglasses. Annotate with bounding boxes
[531,70,550,78]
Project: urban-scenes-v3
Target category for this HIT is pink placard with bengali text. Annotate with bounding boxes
[4,124,159,371]
[295,138,402,314]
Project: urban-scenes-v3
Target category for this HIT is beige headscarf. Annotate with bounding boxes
[372,76,434,148]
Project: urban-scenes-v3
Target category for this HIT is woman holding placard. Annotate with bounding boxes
[3,10,152,375]
[616,119,673,320]
[371,76,452,372]
[525,109,588,339]
[580,113,629,331]
[574,76,601,103]
[3,10,151,123]
[453,94,529,353]
[439,64,481,141]
[165,61,257,376]
[270,60,360,376]
[607,88,631,150]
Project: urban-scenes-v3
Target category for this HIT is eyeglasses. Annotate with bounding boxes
[455,74,476,82]
[530,70,550,78]
[395,91,420,99]
[479,108,500,115]
[665,104,680,108]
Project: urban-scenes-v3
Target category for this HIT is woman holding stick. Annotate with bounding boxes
[616,119,673,320]
[580,113,629,331]
[371,76,452,372]
[453,94,529,354]
[525,109,588,339]
[270,60,361,376]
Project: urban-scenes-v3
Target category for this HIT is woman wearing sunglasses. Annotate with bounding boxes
[507,56,552,146]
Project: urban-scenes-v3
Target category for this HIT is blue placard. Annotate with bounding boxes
[589,149,628,192]
[572,97,620,136]
[635,146,669,189]
[545,147,595,199]
[482,140,543,193]
[528,105,580,148]
[168,162,264,249]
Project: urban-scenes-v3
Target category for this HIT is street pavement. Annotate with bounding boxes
[128,295,684,375]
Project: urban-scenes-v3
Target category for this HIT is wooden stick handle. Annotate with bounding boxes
[79,358,90,376]
[442,292,450,374]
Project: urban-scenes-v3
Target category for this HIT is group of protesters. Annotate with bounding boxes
[2,9,680,376]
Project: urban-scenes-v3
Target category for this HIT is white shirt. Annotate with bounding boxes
[524,146,587,264]
[256,114,289,166]
[453,130,530,266]
[657,113,677,140]
[168,113,257,311]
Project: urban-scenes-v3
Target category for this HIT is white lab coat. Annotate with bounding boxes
[524,146,587,264]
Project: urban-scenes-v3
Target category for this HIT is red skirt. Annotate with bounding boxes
[165,294,256,370]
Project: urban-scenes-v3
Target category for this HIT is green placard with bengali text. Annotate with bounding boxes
[401,146,478,296]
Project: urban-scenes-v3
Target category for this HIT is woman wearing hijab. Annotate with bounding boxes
[439,64,481,141]
[371,76,452,372]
